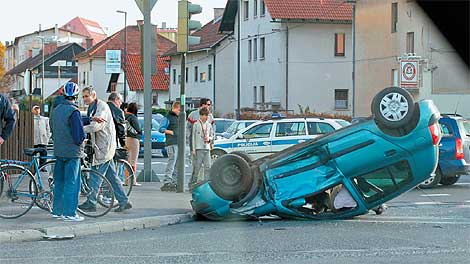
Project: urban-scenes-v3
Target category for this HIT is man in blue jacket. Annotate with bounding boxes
[51,82,86,222]
[0,93,16,147]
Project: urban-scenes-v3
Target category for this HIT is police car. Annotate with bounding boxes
[211,118,349,160]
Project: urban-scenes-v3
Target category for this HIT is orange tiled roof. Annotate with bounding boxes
[265,0,352,21]
[125,54,170,91]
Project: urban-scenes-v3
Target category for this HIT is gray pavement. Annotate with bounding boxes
[1,176,469,263]
[0,182,193,242]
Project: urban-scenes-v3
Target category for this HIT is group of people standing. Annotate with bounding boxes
[49,82,134,222]
[160,98,215,192]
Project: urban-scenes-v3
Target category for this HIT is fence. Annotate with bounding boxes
[0,111,34,161]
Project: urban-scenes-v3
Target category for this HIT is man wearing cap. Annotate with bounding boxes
[32,105,51,167]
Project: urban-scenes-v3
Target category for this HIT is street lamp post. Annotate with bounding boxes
[117,10,128,102]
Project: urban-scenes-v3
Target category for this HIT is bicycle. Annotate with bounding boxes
[0,148,115,219]
[40,155,135,207]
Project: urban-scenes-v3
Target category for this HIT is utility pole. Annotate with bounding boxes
[117,10,128,102]
[135,0,158,182]
[236,0,241,120]
[346,0,357,117]
[177,0,202,192]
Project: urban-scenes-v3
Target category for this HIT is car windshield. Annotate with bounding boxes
[336,120,351,127]
[215,120,234,133]
[225,121,240,134]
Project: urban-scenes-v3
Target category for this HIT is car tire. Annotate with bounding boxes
[211,149,226,161]
[371,87,415,129]
[230,151,253,163]
[439,175,460,186]
[418,169,442,189]
[209,154,253,202]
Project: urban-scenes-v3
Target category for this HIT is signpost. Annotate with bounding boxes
[105,50,122,74]
[135,0,158,182]
[399,58,420,89]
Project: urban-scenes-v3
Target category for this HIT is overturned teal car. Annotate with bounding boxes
[191,87,442,220]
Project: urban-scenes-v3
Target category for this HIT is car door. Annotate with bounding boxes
[438,120,456,163]
[272,121,308,152]
[457,119,470,164]
[233,122,273,158]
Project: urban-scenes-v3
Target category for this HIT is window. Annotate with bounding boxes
[194,66,198,82]
[406,32,414,54]
[82,72,86,85]
[392,69,398,86]
[89,60,93,71]
[391,3,398,33]
[260,0,266,16]
[253,38,258,61]
[260,86,265,104]
[307,122,335,135]
[335,33,345,57]
[276,122,306,137]
[200,72,207,82]
[248,40,252,62]
[178,75,181,84]
[152,94,158,105]
[243,0,249,20]
[172,69,176,84]
[260,37,265,60]
[253,86,257,106]
[439,122,453,136]
[254,0,258,17]
[334,89,348,110]
[185,67,189,83]
[208,64,212,81]
[243,123,273,139]
[353,161,413,203]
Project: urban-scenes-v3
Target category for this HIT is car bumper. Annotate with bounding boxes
[439,159,470,177]
[191,182,232,220]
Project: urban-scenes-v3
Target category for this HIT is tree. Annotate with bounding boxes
[0,41,5,79]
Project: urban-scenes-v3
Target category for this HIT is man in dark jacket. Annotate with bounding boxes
[161,101,181,191]
[0,94,16,147]
[107,92,126,148]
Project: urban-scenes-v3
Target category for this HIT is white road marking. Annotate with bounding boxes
[136,162,166,165]
[455,183,470,185]
[420,194,450,197]
[413,202,444,205]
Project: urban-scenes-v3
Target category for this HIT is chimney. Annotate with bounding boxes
[214,8,225,20]
[86,38,93,49]
[44,42,58,55]
[55,24,59,40]
[162,22,167,29]
[137,20,144,31]
[5,41,9,46]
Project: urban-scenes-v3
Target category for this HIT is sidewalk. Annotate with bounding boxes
[0,183,194,243]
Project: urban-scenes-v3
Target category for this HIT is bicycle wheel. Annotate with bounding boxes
[34,160,56,212]
[0,164,38,219]
[115,159,134,196]
[78,168,115,218]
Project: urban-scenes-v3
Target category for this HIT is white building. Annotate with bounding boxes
[355,0,470,117]
[164,8,236,115]
[219,0,353,115]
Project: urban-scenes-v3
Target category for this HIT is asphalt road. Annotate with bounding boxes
[1,170,469,264]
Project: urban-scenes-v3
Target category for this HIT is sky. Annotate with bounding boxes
[0,0,226,43]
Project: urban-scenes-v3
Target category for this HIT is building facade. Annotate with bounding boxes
[355,0,470,117]
[220,0,353,115]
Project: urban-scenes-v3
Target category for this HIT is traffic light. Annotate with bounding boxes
[177,0,202,53]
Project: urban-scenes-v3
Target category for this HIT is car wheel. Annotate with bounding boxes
[371,87,415,129]
[209,154,253,202]
[439,175,460,186]
[418,169,442,189]
[211,149,226,161]
[230,151,253,163]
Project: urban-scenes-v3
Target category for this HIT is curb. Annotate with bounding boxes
[0,213,194,244]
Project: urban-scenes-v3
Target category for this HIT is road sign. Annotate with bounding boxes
[400,60,419,88]
[135,0,157,14]
[105,50,122,74]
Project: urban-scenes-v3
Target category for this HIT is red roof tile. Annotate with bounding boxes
[126,54,169,91]
[264,0,352,21]
[62,17,107,45]
[163,19,227,56]
[75,25,175,59]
